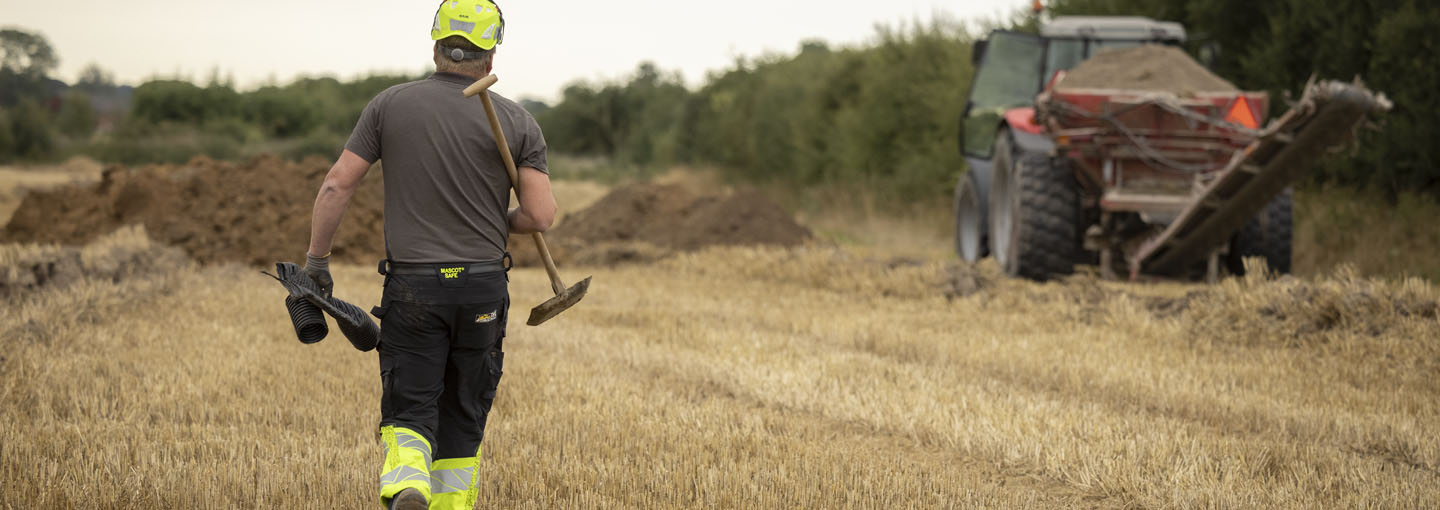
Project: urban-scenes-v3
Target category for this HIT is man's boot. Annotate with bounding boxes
[389,488,427,510]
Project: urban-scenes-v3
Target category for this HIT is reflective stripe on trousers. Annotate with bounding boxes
[379,426,433,503]
[428,449,482,510]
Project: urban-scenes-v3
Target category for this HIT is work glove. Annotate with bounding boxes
[304,252,334,298]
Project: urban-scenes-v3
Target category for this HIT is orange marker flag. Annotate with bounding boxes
[1226,96,1259,129]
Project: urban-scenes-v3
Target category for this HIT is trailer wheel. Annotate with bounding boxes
[992,148,1080,281]
[954,167,990,262]
[1228,188,1293,275]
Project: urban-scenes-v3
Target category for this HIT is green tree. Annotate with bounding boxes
[6,98,56,159]
[0,109,15,160]
[74,62,116,95]
[537,62,689,164]
[0,28,58,107]
[56,89,97,139]
[131,79,241,125]
[244,86,322,137]
[677,20,973,200]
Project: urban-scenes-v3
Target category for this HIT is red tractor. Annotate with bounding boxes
[955,17,1390,281]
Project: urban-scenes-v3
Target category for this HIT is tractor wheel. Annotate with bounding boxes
[954,167,991,262]
[1228,188,1293,275]
[991,147,1080,281]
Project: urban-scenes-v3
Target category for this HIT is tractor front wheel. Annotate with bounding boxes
[990,141,1080,281]
[954,166,991,262]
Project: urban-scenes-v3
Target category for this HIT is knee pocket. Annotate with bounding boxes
[482,349,504,400]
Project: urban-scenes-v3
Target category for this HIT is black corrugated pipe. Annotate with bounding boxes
[285,294,328,344]
[264,262,380,352]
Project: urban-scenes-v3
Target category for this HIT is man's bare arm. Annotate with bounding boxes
[508,166,557,234]
[307,150,373,256]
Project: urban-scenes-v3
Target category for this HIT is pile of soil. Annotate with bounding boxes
[1,155,387,266]
[2,157,809,268]
[1057,45,1238,94]
[508,183,812,267]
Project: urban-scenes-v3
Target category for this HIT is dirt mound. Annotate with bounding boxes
[1,155,386,266]
[2,158,808,268]
[1057,45,1238,94]
[508,183,812,267]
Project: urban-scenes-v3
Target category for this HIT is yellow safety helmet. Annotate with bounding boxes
[431,0,504,52]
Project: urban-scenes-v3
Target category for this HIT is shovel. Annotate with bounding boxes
[463,75,590,326]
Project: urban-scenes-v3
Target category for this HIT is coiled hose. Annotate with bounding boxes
[285,295,328,344]
[264,262,380,351]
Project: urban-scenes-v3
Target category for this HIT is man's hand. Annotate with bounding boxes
[304,252,333,298]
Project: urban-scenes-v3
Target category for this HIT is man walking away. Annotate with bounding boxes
[301,1,555,508]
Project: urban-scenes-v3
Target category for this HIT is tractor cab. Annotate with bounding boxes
[960,16,1186,159]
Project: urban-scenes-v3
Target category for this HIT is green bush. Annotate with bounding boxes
[5,98,55,160]
[0,109,13,159]
[537,62,689,166]
[244,86,323,138]
[56,89,97,140]
[131,80,242,125]
[87,72,423,165]
[540,22,974,203]
[282,130,348,161]
[84,118,253,164]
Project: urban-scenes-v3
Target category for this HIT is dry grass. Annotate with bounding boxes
[1294,187,1440,281]
[1,225,189,298]
[782,185,955,261]
[2,223,1438,508]
[779,183,1440,280]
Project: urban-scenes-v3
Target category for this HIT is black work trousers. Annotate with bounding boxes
[374,267,508,460]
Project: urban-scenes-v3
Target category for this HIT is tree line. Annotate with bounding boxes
[4,0,1436,201]
[536,23,973,203]
[538,0,1438,200]
[0,28,419,164]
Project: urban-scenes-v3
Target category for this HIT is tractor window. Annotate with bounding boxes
[1091,40,1142,53]
[968,32,1045,112]
[962,32,1044,158]
[1045,39,1086,84]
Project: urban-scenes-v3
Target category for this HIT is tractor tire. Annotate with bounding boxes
[1228,188,1293,275]
[991,148,1080,281]
[954,167,990,262]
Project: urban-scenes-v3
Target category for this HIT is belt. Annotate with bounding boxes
[379,259,508,276]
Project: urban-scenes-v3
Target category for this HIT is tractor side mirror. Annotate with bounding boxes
[971,40,988,66]
[957,101,974,156]
[1199,41,1221,71]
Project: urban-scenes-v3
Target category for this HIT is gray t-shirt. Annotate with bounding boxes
[345,72,547,264]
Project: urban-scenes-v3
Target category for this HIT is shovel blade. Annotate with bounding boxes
[526,276,591,326]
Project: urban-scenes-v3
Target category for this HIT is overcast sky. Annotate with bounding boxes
[2,0,1029,102]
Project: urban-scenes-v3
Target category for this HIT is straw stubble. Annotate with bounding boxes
[1,241,1437,508]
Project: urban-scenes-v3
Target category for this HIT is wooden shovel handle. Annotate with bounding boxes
[464,75,566,295]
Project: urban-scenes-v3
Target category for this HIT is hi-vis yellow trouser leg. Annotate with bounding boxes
[379,426,433,504]
[428,447,483,510]
[378,426,484,510]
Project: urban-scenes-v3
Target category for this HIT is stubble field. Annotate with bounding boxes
[2,172,1439,508]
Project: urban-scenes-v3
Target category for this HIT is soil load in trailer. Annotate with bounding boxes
[1056,45,1238,94]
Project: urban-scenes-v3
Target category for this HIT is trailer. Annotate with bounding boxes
[954,17,1391,281]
